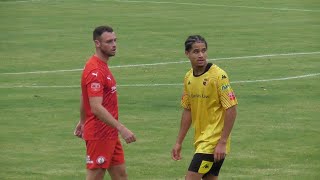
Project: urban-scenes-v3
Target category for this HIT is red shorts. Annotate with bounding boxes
[85,138,125,169]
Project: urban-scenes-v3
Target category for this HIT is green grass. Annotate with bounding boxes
[0,0,320,179]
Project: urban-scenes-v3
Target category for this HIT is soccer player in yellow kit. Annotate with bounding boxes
[171,35,238,180]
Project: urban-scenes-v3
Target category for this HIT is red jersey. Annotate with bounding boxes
[81,55,118,140]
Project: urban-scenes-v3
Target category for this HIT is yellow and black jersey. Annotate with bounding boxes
[181,63,238,154]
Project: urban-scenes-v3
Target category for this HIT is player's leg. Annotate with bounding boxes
[202,157,225,180]
[185,171,203,180]
[107,139,127,180]
[108,164,127,180]
[86,168,106,180]
[202,174,218,180]
[186,153,211,180]
[85,139,116,180]
[186,153,225,180]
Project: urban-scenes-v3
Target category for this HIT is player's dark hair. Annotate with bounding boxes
[184,35,207,52]
[93,26,114,40]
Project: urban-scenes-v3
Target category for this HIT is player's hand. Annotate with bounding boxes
[74,121,84,138]
[118,125,136,144]
[214,140,227,162]
[171,143,182,161]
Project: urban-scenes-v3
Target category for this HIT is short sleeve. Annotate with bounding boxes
[181,76,191,109]
[85,69,104,97]
[217,71,238,109]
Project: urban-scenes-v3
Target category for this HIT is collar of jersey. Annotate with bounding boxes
[193,63,213,77]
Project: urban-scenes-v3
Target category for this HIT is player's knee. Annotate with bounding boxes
[185,171,202,180]
[110,169,127,180]
[86,168,106,180]
[120,173,128,180]
[112,173,127,180]
[118,169,128,179]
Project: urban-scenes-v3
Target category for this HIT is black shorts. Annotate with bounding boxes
[188,153,225,177]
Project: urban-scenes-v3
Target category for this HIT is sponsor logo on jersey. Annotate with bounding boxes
[91,83,101,91]
[191,93,209,99]
[111,86,117,94]
[221,84,230,91]
[222,74,227,79]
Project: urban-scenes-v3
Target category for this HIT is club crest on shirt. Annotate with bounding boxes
[203,78,208,86]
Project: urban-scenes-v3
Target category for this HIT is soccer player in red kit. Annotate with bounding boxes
[74,25,136,180]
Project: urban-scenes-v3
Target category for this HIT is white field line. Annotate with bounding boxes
[113,0,320,12]
[0,0,41,3]
[0,73,318,89]
[1,51,320,75]
[2,0,319,12]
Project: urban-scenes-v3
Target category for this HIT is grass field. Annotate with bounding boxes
[0,0,320,179]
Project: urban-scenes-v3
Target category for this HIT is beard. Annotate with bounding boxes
[102,49,116,57]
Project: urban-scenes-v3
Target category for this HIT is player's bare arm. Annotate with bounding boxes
[74,95,86,138]
[79,95,86,124]
[89,96,136,144]
[172,108,192,161]
[214,105,237,161]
